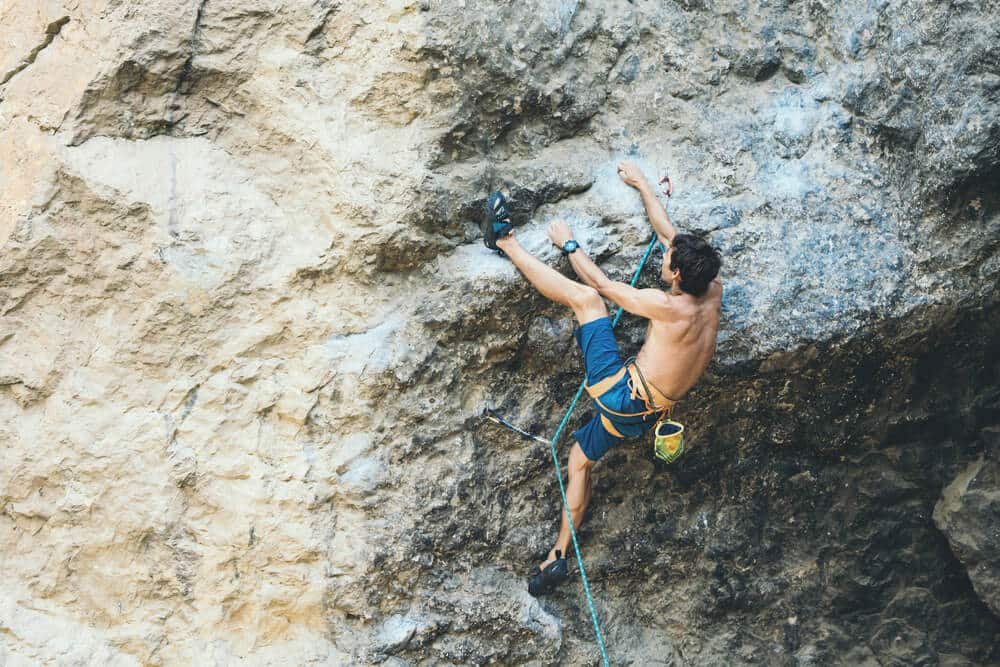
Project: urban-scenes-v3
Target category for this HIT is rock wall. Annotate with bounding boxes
[935,456,1000,621]
[1,0,998,664]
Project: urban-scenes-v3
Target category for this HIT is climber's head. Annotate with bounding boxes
[663,233,721,296]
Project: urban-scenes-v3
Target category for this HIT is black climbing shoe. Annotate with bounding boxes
[528,551,569,596]
[482,191,513,253]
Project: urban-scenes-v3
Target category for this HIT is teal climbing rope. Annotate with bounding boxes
[544,234,660,667]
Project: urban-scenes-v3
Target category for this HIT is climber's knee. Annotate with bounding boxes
[568,441,596,473]
[569,285,606,325]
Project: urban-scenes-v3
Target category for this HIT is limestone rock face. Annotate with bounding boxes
[934,455,1000,619]
[1,0,999,665]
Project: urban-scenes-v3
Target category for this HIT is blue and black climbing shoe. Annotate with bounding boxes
[482,191,513,253]
[527,551,569,596]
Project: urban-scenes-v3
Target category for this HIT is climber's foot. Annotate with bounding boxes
[528,550,569,597]
[537,548,560,573]
[482,191,513,253]
[495,232,516,252]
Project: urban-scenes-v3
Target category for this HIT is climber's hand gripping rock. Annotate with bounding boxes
[617,160,646,189]
[547,220,574,248]
[617,160,673,197]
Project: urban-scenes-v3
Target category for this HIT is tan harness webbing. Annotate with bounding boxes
[583,360,678,418]
[626,365,678,414]
[584,366,628,400]
[599,414,626,438]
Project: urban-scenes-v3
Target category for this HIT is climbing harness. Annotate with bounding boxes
[483,234,660,667]
[627,355,688,465]
[581,355,681,441]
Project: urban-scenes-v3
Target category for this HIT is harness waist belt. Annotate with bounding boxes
[626,364,677,412]
[583,362,676,418]
[584,366,628,400]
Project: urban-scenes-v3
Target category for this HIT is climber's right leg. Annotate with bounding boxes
[495,234,608,324]
[481,190,606,324]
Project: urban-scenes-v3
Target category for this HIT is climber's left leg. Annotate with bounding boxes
[528,442,595,596]
[547,441,594,564]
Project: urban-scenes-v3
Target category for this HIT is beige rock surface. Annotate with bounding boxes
[2,1,437,663]
[2,0,999,664]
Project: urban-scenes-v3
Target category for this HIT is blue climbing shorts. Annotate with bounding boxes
[572,317,659,461]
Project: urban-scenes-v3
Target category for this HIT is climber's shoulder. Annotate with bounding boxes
[663,279,722,315]
[707,278,723,301]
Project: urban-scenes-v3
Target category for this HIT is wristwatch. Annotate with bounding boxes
[561,239,580,254]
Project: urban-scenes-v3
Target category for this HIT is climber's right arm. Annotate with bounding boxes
[617,161,676,247]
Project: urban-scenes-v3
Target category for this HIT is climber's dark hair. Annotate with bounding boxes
[668,233,721,297]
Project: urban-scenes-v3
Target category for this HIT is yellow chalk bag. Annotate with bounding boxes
[653,419,685,464]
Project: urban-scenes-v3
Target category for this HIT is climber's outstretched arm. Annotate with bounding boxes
[544,220,605,289]
[566,247,605,291]
[595,281,670,320]
[618,161,677,247]
[546,220,668,319]
[559,237,669,319]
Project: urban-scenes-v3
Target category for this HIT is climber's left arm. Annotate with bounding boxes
[548,221,669,319]
[593,280,671,320]
[565,246,610,292]
[548,220,607,290]
[565,248,669,320]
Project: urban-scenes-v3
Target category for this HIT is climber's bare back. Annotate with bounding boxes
[635,278,723,403]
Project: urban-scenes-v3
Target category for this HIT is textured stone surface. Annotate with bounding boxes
[934,454,1000,619]
[2,0,999,664]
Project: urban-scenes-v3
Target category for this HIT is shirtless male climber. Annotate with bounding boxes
[481,161,723,596]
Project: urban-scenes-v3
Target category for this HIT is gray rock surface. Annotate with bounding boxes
[934,453,1000,619]
[2,0,999,664]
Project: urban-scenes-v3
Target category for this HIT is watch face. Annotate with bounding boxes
[564,240,578,253]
